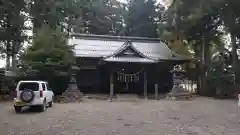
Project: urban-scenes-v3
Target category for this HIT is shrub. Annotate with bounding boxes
[17,26,74,95]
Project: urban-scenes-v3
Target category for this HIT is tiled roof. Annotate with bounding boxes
[69,34,189,62]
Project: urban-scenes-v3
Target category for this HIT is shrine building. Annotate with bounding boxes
[69,34,189,100]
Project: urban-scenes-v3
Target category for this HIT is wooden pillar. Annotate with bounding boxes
[144,71,148,99]
[155,83,158,100]
[238,94,240,107]
[109,71,114,102]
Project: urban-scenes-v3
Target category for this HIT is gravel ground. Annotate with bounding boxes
[1,97,240,135]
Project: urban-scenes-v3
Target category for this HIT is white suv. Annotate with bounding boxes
[13,81,54,113]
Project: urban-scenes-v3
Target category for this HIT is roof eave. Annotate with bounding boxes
[103,59,159,64]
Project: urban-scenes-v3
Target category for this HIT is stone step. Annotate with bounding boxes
[84,94,109,100]
[116,94,139,101]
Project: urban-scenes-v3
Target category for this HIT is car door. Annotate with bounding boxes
[41,83,49,101]
[45,83,53,102]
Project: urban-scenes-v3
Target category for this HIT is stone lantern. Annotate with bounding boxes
[169,65,186,95]
[61,65,83,103]
[67,65,80,91]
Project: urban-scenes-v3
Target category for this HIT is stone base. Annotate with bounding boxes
[60,84,83,103]
[166,93,193,100]
[167,86,193,100]
[169,86,186,95]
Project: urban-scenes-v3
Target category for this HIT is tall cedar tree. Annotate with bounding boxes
[29,0,85,33]
[0,0,26,70]
[76,0,125,35]
[125,0,160,37]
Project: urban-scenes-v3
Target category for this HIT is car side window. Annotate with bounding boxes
[41,83,46,91]
[46,83,51,91]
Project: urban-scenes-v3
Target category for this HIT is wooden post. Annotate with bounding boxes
[144,71,148,99]
[109,71,114,102]
[238,94,240,107]
[155,83,158,100]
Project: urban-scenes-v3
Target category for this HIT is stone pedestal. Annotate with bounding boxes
[155,84,158,100]
[169,73,185,94]
[68,75,78,90]
[109,71,114,102]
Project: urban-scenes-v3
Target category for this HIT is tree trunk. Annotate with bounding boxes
[11,41,17,71]
[196,63,201,94]
[6,40,11,70]
[6,56,10,70]
[199,35,208,96]
[193,43,201,94]
[231,33,237,83]
[11,53,17,71]
[200,43,205,95]
[204,36,211,95]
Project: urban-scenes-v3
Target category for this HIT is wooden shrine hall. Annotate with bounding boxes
[69,34,189,100]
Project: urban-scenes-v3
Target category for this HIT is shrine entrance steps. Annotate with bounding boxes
[116,94,140,101]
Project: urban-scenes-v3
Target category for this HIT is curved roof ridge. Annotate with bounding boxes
[127,41,158,61]
[103,41,128,59]
[103,40,158,62]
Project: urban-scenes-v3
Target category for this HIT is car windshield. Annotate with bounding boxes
[18,82,39,91]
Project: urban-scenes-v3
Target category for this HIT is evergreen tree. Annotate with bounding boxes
[125,0,164,37]
[20,26,75,94]
[0,0,27,70]
[29,0,85,34]
[165,0,240,95]
[75,0,125,35]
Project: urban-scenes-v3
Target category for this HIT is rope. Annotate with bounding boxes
[115,68,144,83]
[115,68,144,76]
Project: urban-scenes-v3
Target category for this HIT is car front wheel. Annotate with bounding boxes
[39,100,47,112]
[48,99,53,107]
[14,106,22,113]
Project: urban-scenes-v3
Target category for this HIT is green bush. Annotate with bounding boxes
[16,26,74,95]
[207,67,235,97]
[0,76,16,95]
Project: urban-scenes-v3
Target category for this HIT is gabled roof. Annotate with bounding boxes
[103,40,158,63]
[69,33,190,63]
[103,40,156,59]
